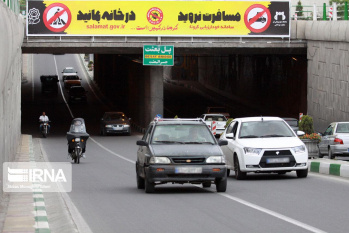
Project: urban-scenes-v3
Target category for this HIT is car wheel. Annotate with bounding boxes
[318,147,324,158]
[102,129,107,136]
[202,182,211,188]
[296,169,308,178]
[136,164,145,189]
[144,173,155,193]
[328,148,335,159]
[234,156,246,180]
[215,177,227,192]
[227,169,230,177]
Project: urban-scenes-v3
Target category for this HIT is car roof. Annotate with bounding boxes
[203,114,226,117]
[234,116,284,122]
[152,118,205,125]
[64,67,74,69]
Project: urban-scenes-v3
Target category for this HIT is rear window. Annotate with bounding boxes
[336,123,349,133]
[64,68,76,73]
[66,76,79,80]
[205,115,227,121]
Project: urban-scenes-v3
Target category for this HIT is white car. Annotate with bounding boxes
[62,67,77,81]
[200,114,227,137]
[220,116,308,179]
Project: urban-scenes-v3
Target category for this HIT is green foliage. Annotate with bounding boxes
[225,118,234,128]
[330,0,348,19]
[296,0,304,17]
[299,115,314,135]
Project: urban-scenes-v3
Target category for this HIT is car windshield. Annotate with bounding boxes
[105,113,126,121]
[70,88,85,94]
[151,124,215,144]
[284,119,298,127]
[205,115,227,121]
[239,120,295,138]
[66,76,79,80]
[64,68,76,73]
[336,123,349,133]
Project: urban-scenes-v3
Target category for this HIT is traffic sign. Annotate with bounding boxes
[43,3,71,32]
[143,45,174,66]
[244,4,271,33]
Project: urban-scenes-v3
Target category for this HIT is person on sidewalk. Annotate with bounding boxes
[39,111,50,133]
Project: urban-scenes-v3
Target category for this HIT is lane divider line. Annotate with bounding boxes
[53,55,74,119]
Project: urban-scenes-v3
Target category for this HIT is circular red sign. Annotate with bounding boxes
[147,7,163,25]
[244,4,271,33]
[43,3,72,32]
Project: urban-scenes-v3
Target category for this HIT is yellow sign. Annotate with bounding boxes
[27,1,290,36]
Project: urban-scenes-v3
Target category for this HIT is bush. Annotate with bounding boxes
[225,118,234,128]
[299,115,314,135]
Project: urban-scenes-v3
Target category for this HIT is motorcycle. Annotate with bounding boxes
[40,121,50,138]
[66,118,89,164]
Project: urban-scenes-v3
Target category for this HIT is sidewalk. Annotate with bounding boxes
[1,135,78,233]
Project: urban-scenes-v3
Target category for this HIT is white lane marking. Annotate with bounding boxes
[90,137,135,164]
[215,192,326,233]
[32,54,34,101]
[53,55,74,118]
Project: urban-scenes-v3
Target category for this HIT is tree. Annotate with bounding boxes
[296,0,304,17]
[299,115,314,135]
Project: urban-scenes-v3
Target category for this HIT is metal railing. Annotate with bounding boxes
[3,0,20,15]
[292,2,349,21]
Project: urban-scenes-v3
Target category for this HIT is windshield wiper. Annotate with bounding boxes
[154,141,184,144]
[261,134,287,138]
[240,135,259,138]
[183,141,208,144]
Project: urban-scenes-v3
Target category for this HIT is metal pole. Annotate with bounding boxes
[333,2,337,21]
[323,3,327,20]
[345,2,348,20]
[313,4,317,21]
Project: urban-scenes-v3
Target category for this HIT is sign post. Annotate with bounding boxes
[143,45,174,66]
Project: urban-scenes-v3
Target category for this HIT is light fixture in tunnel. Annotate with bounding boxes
[292,57,297,61]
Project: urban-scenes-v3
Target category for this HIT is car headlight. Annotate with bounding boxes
[206,156,225,164]
[293,145,306,154]
[123,124,130,127]
[149,157,171,164]
[105,125,112,128]
[244,147,262,156]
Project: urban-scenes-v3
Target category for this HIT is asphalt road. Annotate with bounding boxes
[21,54,349,233]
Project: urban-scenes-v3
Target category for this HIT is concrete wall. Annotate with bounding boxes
[0,2,24,199]
[305,21,349,132]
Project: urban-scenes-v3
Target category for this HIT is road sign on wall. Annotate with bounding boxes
[143,45,174,66]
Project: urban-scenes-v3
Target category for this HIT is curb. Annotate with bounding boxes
[309,159,349,178]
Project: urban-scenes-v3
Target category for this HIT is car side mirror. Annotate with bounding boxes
[137,140,148,147]
[225,133,235,139]
[297,131,305,136]
[218,140,228,146]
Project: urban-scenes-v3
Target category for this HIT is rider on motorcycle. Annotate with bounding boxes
[66,118,89,158]
[39,112,50,133]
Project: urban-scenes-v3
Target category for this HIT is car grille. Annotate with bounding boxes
[113,124,123,127]
[171,157,206,164]
[259,150,296,168]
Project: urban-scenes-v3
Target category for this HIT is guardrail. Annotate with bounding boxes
[292,2,349,21]
[3,0,20,14]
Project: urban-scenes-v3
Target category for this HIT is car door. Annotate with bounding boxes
[319,123,335,154]
[137,124,153,169]
[221,120,239,169]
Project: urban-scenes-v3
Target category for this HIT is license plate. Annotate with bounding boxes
[175,167,202,174]
[266,158,290,164]
[113,126,122,130]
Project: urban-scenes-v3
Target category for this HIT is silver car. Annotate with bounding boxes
[318,122,349,159]
[100,112,131,136]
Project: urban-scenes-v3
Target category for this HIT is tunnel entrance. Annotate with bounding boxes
[93,53,307,127]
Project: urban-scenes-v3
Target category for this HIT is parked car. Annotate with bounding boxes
[62,67,77,81]
[100,112,131,136]
[206,107,230,118]
[282,118,299,132]
[63,74,81,89]
[220,116,308,179]
[318,122,349,159]
[199,113,227,137]
[68,86,87,103]
[136,118,228,193]
[40,75,58,95]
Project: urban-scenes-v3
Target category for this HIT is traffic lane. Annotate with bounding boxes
[226,172,349,233]
[40,136,313,233]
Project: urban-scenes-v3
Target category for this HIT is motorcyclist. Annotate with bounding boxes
[66,118,89,158]
[39,112,50,133]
